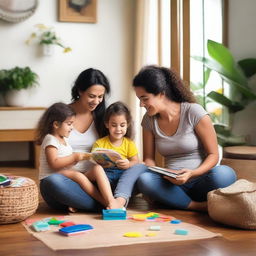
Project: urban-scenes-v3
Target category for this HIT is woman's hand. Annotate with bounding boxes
[163,168,194,185]
[116,159,130,169]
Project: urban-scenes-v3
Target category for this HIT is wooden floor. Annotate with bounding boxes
[0,167,256,256]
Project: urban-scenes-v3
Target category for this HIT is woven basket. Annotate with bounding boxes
[0,176,39,224]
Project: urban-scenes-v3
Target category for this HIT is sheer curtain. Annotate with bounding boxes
[131,0,170,158]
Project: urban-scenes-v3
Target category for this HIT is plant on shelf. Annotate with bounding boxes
[194,39,256,146]
[26,24,72,54]
[0,66,39,106]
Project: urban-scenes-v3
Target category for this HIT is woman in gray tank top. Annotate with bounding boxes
[132,65,237,211]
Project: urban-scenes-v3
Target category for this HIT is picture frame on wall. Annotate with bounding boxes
[58,0,97,23]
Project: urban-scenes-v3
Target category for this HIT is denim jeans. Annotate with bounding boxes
[105,163,148,200]
[40,163,147,211]
[136,165,237,210]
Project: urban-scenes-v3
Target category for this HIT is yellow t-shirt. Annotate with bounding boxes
[92,136,138,159]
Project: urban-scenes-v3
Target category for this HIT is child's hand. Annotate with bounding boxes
[73,152,89,162]
[116,159,130,169]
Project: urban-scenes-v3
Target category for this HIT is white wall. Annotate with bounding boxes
[228,0,256,145]
[0,0,135,161]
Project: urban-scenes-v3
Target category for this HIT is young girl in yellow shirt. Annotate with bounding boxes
[92,101,147,208]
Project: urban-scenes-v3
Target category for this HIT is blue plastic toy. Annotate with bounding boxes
[59,224,93,236]
[170,219,182,224]
[102,208,126,220]
[174,229,188,235]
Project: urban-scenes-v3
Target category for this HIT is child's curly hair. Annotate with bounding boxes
[35,102,75,145]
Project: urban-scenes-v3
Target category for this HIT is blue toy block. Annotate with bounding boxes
[32,221,50,232]
[102,208,126,220]
[174,229,188,235]
[59,224,94,236]
[170,219,182,224]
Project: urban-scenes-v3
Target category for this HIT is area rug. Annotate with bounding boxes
[22,211,221,251]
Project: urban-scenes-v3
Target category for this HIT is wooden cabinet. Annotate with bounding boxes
[0,107,45,169]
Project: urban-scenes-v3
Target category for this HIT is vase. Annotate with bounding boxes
[4,89,28,107]
[42,44,54,56]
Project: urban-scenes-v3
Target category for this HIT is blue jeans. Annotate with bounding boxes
[137,165,237,209]
[105,163,148,200]
[40,163,147,212]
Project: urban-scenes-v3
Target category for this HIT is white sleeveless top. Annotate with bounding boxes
[67,121,99,172]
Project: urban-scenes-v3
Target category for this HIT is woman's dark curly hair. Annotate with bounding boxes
[71,68,111,137]
[35,102,75,145]
[132,65,196,103]
[104,101,134,140]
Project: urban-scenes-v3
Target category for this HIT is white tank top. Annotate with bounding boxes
[67,121,99,172]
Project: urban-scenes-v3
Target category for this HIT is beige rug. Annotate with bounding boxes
[23,211,221,251]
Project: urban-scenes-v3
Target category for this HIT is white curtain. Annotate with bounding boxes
[131,0,170,158]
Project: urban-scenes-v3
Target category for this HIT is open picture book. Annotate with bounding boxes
[82,148,122,168]
[148,166,180,179]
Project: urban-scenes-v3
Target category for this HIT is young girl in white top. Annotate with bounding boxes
[36,102,121,210]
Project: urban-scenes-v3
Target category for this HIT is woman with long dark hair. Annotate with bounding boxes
[39,68,111,212]
[132,65,236,211]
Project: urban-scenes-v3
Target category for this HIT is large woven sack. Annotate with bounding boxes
[208,179,256,229]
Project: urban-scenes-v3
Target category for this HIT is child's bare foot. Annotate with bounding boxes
[115,197,127,207]
[107,198,124,209]
[68,206,78,213]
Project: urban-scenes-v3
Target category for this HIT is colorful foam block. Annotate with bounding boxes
[123,232,143,237]
[59,224,94,236]
[170,219,182,224]
[32,221,50,232]
[48,217,66,225]
[60,221,76,227]
[149,225,161,231]
[146,232,157,237]
[174,229,188,235]
[102,208,126,220]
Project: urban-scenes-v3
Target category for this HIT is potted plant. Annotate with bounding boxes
[26,24,72,55]
[0,66,39,106]
[194,40,256,146]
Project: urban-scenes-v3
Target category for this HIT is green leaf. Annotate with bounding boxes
[207,40,247,86]
[238,58,256,78]
[194,56,256,100]
[207,91,244,112]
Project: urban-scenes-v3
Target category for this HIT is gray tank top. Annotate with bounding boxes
[141,102,208,170]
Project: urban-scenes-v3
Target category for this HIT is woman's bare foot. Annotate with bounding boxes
[68,206,78,213]
[187,201,208,212]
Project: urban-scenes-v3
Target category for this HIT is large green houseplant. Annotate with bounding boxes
[0,66,39,106]
[194,40,256,146]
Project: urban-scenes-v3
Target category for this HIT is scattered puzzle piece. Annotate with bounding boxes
[32,221,50,232]
[174,229,188,235]
[123,232,143,237]
[48,217,66,225]
[170,219,182,224]
[146,232,157,237]
[60,221,75,227]
[149,225,161,231]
